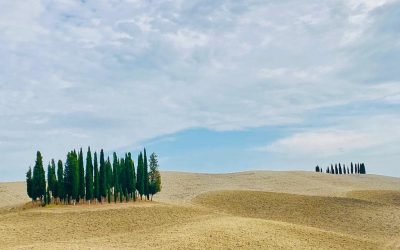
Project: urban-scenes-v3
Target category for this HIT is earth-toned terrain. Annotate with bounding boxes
[0,171,399,249]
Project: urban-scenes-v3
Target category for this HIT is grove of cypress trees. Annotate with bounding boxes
[136,152,144,200]
[32,151,46,203]
[57,160,64,204]
[144,148,149,200]
[26,167,33,201]
[99,149,106,202]
[85,147,94,203]
[78,148,85,203]
[94,152,100,202]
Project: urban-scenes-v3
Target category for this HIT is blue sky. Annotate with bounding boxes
[0,0,399,181]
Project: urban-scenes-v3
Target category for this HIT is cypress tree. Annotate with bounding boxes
[343,164,346,174]
[148,153,161,201]
[106,157,113,190]
[112,152,119,203]
[136,152,144,199]
[65,151,79,204]
[119,157,126,200]
[57,160,64,204]
[144,148,149,200]
[64,154,71,204]
[330,164,334,174]
[50,159,57,200]
[326,167,329,174]
[99,149,106,201]
[360,163,366,174]
[32,151,46,203]
[338,163,342,174]
[126,153,136,201]
[315,166,320,172]
[78,148,85,202]
[26,167,33,201]
[347,167,350,174]
[351,162,354,174]
[85,147,94,202]
[105,157,113,202]
[334,164,338,174]
[124,154,131,200]
[94,152,100,202]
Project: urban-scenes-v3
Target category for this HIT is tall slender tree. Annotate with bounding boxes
[136,152,144,199]
[94,152,100,202]
[330,164,334,174]
[351,162,354,174]
[119,157,127,201]
[78,148,85,202]
[32,151,46,203]
[143,148,149,200]
[338,163,342,174]
[57,160,64,204]
[105,157,113,202]
[99,149,106,201]
[112,152,119,203]
[85,147,94,202]
[26,167,33,201]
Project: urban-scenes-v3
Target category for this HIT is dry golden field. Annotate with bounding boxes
[0,171,399,249]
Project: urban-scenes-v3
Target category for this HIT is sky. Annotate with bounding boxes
[0,0,399,181]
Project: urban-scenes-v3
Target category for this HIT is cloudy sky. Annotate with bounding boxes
[0,0,399,181]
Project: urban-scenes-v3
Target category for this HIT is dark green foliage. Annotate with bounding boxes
[330,165,334,174]
[334,164,338,174]
[49,160,57,198]
[99,149,106,200]
[106,157,113,189]
[65,151,79,203]
[57,160,64,202]
[119,158,126,198]
[338,163,342,174]
[315,166,320,172]
[94,152,100,201]
[360,163,366,174]
[32,151,46,202]
[136,152,144,199]
[351,162,354,174]
[149,153,161,200]
[26,167,33,200]
[85,147,94,201]
[326,167,329,174]
[144,148,149,200]
[78,148,85,202]
[112,152,119,203]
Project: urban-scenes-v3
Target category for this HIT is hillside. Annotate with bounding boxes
[0,171,399,249]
